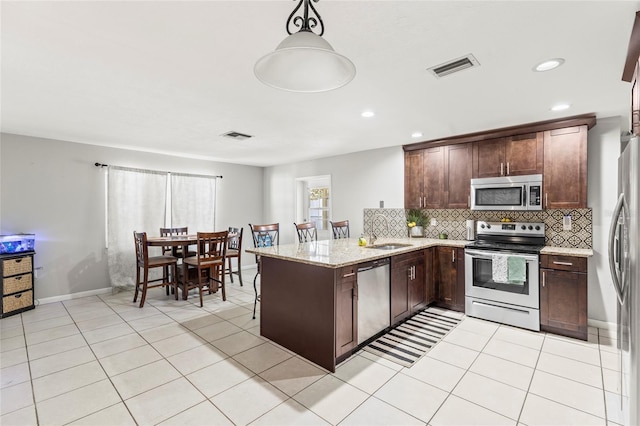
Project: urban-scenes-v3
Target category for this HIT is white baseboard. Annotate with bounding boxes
[37,287,113,305]
[588,318,617,331]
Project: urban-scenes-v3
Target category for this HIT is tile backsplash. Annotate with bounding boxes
[364,208,592,249]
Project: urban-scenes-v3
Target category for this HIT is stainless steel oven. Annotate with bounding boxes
[464,221,545,331]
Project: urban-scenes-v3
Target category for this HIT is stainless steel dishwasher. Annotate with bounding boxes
[357,258,391,344]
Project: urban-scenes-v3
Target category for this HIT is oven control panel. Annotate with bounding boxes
[476,221,545,237]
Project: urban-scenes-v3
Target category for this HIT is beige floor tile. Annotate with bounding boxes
[402,355,466,392]
[442,327,491,351]
[212,376,288,425]
[430,395,515,426]
[91,333,148,359]
[75,313,124,332]
[0,404,37,425]
[453,371,526,420]
[598,327,617,339]
[125,377,206,425]
[211,330,265,356]
[536,351,603,388]
[33,360,106,402]
[117,305,162,321]
[68,402,136,425]
[519,393,605,426]
[604,390,626,425]
[456,316,500,337]
[81,322,135,345]
[63,296,104,307]
[0,362,30,389]
[0,316,23,329]
[138,322,190,343]
[251,399,329,426]
[210,305,253,320]
[227,312,260,330]
[127,313,174,331]
[30,346,96,379]
[602,367,620,393]
[598,336,618,353]
[193,320,243,342]
[541,337,600,366]
[600,349,620,371]
[0,335,25,353]
[25,323,79,346]
[294,375,369,425]
[111,359,181,399]
[166,343,228,375]
[0,346,27,369]
[259,356,326,396]
[0,381,33,415]
[166,308,217,324]
[20,305,67,324]
[333,354,397,394]
[99,344,162,376]
[546,332,599,349]
[22,314,73,334]
[373,373,447,423]
[159,401,233,425]
[425,340,479,369]
[36,379,121,425]
[529,370,606,418]
[68,307,116,323]
[492,325,545,350]
[469,353,534,391]
[151,331,207,357]
[187,358,254,398]
[340,396,423,426]
[26,334,87,360]
[356,350,407,372]
[233,342,293,374]
[1,325,24,339]
[483,338,540,368]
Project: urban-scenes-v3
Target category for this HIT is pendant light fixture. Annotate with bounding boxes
[254,0,356,93]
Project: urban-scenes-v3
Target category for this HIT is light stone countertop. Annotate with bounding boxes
[245,237,468,269]
[540,246,594,257]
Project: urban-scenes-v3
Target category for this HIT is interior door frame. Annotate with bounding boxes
[295,175,332,241]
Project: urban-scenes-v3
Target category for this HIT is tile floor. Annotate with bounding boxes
[0,275,625,425]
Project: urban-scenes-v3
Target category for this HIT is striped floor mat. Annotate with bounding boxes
[363,307,463,368]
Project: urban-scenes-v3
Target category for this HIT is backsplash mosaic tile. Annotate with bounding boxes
[363,208,592,249]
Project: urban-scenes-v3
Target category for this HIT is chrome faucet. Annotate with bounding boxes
[370,213,390,245]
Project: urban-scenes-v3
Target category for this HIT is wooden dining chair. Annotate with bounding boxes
[183,231,228,307]
[294,222,317,243]
[249,223,279,319]
[330,220,350,239]
[225,227,243,286]
[160,226,196,295]
[133,231,178,308]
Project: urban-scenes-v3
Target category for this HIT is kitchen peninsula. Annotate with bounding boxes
[246,237,468,372]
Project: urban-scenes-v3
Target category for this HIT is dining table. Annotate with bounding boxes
[146,234,197,300]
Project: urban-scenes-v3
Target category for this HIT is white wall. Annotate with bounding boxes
[263,146,404,245]
[0,133,264,300]
[587,116,624,324]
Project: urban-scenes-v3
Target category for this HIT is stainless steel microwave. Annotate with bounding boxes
[470,174,543,211]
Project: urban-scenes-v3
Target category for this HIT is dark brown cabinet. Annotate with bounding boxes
[335,264,358,358]
[445,143,473,209]
[472,133,543,178]
[404,150,425,209]
[1,252,35,318]
[425,248,436,305]
[543,126,588,209]
[540,254,588,340]
[391,251,425,325]
[434,247,465,312]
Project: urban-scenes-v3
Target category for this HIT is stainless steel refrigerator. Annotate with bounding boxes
[608,137,639,426]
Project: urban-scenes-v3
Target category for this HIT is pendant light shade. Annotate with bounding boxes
[254,0,356,93]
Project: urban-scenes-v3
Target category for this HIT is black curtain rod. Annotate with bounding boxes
[93,162,222,179]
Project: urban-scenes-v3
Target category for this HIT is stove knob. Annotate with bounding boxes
[480,224,485,229]
[521,225,526,230]
[486,224,491,229]
[528,225,533,230]
[535,225,541,231]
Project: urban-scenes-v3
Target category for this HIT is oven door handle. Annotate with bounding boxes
[464,249,538,262]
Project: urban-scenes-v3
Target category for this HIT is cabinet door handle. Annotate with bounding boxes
[468,195,470,208]
[500,162,504,176]
[542,271,546,288]
[553,261,573,266]
[342,272,355,278]
[423,196,426,207]
[507,162,510,175]
[545,192,548,208]
[452,250,456,263]
[419,196,422,208]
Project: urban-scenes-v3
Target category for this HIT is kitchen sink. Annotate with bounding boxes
[366,243,413,250]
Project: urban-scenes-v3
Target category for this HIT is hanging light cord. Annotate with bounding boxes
[286,0,324,36]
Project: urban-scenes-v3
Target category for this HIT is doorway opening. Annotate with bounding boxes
[295,175,331,241]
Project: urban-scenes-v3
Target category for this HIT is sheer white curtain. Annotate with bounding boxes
[171,173,217,232]
[107,167,167,288]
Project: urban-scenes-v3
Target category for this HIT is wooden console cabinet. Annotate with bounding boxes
[1,252,35,318]
[540,254,588,340]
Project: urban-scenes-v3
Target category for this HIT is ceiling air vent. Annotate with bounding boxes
[222,131,253,140]
[428,54,480,78]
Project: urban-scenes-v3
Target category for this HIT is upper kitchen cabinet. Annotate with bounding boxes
[472,133,543,178]
[424,147,446,209]
[445,143,473,208]
[404,150,425,209]
[543,125,588,209]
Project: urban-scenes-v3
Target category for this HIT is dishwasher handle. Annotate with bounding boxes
[357,258,390,272]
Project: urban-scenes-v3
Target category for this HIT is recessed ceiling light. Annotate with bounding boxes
[411,132,423,138]
[361,111,375,118]
[551,103,570,111]
[534,58,565,72]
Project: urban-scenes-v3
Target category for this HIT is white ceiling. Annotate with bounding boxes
[2,1,639,167]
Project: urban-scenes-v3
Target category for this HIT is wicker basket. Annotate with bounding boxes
[2,257,32,277]
[3,290,32,313]
[3,274,32,295]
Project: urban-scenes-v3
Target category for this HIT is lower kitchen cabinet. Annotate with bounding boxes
[335,264,358,358]
[434,246,465,312]
[540,254,588,340]
[1,252,36,318]
[425,248,436,304]
[391,251,425,325]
